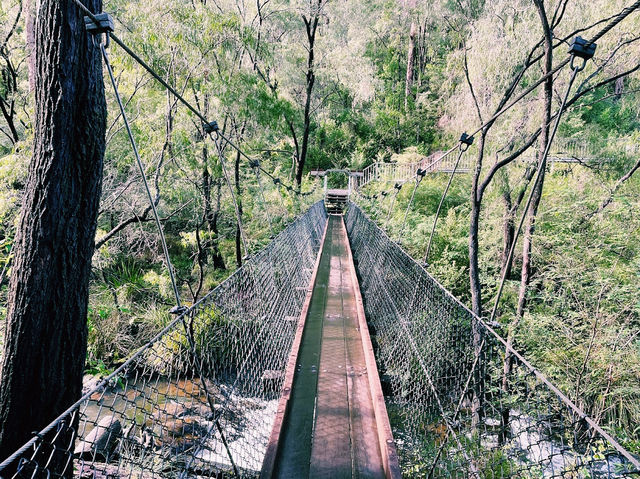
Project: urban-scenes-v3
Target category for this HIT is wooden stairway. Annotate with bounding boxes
[325,189,349,214]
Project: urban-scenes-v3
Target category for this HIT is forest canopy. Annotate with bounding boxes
[0,0,639,455]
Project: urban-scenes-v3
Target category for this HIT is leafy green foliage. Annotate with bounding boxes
[0,0,639,462]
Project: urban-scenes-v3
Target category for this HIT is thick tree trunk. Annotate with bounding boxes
[295,8,320,188]
[0,0,106,470]
[469,132,487,318]
[201,144,225,270]
[211,179,226,270]
[501,191,515,278]
[468,131,488,431]
[501,0,553,444]
[234,149,243,267]
[25,0,36,92]
[518,0,553,317]
[404,21,416,112]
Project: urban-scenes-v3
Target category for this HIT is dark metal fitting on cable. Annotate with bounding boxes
[569,36,596,60]
[381,191,388,197]
[460,132,474,146]
[394,182,402,190]
[416,168,426,178]
[273,177,281,185]
[203,120,219,133]
[84,13,114,34]
[169,305,188,315]
[85,13,114,48]
[569,36,596,72]
[460,132,474,152]
[286,186,293,192]
[249,159,260,168]
[373,194,378,199]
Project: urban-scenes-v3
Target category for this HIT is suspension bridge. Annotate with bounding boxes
[2,201,639,478]
[2,1,640,478]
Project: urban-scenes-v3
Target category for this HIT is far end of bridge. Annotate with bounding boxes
[260,213,401,479]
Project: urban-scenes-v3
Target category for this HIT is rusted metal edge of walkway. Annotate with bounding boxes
[341,217,401,479]
[260,214,400,479]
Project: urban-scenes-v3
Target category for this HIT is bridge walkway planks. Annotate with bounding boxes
[261,214,400,479]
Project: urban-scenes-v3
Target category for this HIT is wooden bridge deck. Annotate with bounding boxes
[261,214,400,479]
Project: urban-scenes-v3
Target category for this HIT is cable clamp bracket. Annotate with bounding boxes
[84,13,114,48]
[203,121,219,134]
[169,305,188,316]
[569,36,596,71]
[249,159,260,169]
[394,182,402,190]
[460,132,474,151]
[416,168,427,178]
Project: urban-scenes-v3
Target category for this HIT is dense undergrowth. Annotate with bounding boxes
[0,0,639,454]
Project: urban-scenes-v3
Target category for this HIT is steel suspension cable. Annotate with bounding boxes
[76,0,640,210]
[467,0,640,138]
[101,43,182,307]
[376,144,460,230]
[384,186,400,228]
[425,51,597,474]
[371,253,481,477]
[178,310,240,478]
[488,60,584,326]
[398,172,425,239]
[272,178,289,218]
[212,132,249,259]
[75,0,312,198]
[423,145,468,265]
[252,162,276,237]
[73,0,208,124]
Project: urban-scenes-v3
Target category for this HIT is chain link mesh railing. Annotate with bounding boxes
[0,201,327,479]
[345,202,640,479]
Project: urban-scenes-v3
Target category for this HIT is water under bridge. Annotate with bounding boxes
[1,201,639,479]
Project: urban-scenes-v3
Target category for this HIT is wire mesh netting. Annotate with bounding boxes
[0,201,327,479]
[344,202,640,479]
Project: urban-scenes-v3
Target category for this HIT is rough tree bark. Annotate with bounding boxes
[499,171,515,279]
[0,0,106,469]
[234,148,243,267]
[201,138,225,270]
[295,1,321,188]
[404,20,416,112]
[25,0,36,92]
[469,131,487,317]
[500,0,553,444]
[517,0,553,318]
